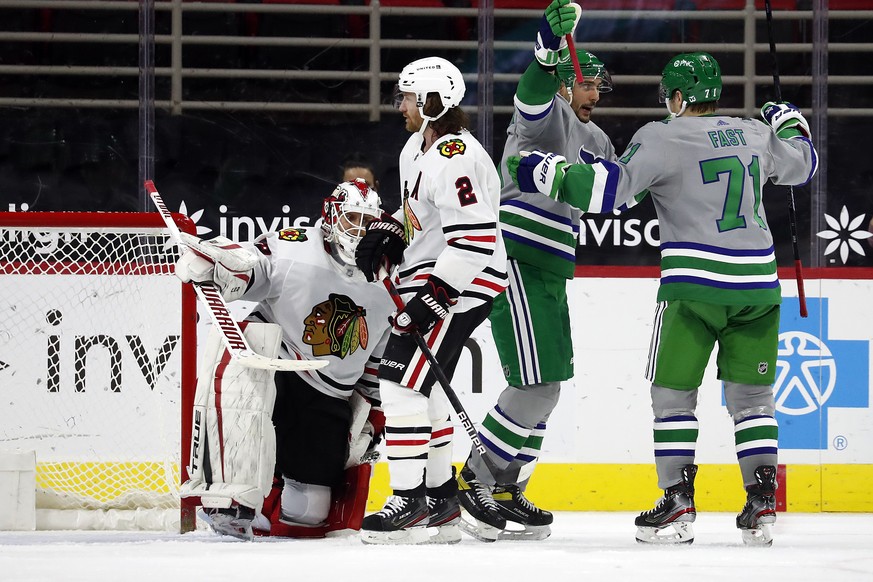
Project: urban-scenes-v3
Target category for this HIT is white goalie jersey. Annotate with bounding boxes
[242,227,396,402]
[396,129,508,310]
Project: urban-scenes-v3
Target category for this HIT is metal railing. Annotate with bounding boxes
[0,0,871,119]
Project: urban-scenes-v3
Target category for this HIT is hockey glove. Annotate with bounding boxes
[354,213,406,282]
[535,0,581,67]
[761,101,811,139]
[175,233,257,302]
[508,150,568,201]
[392,275,459,335]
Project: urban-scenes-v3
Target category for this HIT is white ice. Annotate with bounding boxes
[2,512,872,582]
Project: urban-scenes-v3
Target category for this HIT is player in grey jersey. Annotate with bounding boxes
[457,0,620,542]
[510,52,817,546]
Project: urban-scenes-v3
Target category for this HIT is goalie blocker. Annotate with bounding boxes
[181,322,381,538]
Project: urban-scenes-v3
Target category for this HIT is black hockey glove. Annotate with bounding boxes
[354,214,406,282]
[392,276,459,335]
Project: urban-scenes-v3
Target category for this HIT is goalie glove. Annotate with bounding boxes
[508,150,568,201]
[175,232,257,302]
[535,0,581,67]
[761,101,811,140]
[354,213,406,282]
[392,275,459,335]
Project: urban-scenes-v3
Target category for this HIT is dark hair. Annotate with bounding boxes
[340,155,378,186]
[423,93,469,138]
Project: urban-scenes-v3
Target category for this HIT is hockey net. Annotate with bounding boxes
[0,212,197,531]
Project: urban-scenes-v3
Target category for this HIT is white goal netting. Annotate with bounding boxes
[0,212,196,530]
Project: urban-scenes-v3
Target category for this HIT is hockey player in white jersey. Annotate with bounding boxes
[354,56,508,545]
[176,179,397,540]
[510,52,818,546]
[458,0,624,542]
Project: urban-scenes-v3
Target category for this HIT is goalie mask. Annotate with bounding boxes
[321,179,382,267]
[395,56,466,133]
[659,52,722,117]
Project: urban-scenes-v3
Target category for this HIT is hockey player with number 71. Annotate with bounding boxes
[509,52,818,546]
[175,179,398,541]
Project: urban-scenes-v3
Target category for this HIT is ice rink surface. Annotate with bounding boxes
[2,512,872,582]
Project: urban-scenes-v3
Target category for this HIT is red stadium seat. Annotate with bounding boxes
[693,0,797,9]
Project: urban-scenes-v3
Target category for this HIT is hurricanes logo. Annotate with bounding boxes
[302,293,368,358]
[278,228,308,242]
[438,139,466,158]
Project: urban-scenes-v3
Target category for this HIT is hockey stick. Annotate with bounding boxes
[764,0,808,318]
[566,3,584,84]
[380,278,492,460]
[145,180,328,372]
[566,35,583,85]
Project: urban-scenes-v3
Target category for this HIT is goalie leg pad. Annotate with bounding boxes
[254,464,373,538]
[181,322,282,513]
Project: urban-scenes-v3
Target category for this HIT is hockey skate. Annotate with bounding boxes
[457,465,506,542]
[360,495,429,545]
[736,465,777,547]
[426,496,462,544]
[635,464,697,545]
[492,484,552,541]
[199,504,256,541]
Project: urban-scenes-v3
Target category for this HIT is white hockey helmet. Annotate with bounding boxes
[397,56,466,125]
[321,179,382,266]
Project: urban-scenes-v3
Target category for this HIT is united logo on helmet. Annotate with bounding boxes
[397,56,466,123]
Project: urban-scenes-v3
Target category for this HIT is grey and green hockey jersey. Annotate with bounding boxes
[555,114,818,305]
[498,62,615,279]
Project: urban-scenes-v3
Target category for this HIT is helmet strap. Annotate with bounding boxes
[666,96,687,119]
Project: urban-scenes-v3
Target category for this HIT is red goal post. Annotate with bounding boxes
[0,211,198,531]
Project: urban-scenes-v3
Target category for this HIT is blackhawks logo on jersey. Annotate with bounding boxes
[438,139,466,158]
[302,293,369,359]
[278,228,308,242]
[402,174,423,243]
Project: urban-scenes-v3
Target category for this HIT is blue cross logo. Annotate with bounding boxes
[775,297,869,450]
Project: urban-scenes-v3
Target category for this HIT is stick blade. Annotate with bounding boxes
[233,351,329,371]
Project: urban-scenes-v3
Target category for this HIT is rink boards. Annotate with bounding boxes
[368,267,873,513]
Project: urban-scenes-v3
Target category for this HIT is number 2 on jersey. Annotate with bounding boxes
[455,176,477,206]
[700,155,766,233]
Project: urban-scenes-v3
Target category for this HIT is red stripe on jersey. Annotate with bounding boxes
[431,427,454,440]
[364,366,379,376]
[447,235,496,245]
[471,277,507,292]
[212,349,234,482]
[386,439,430,447]
[406,319,444,388]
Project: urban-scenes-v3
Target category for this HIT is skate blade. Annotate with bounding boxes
[497,524,551,541]
[741,523,774,547]
[635,522,694,545]
[360,526,430,545]
[427,523,462,544]
[198,508,254,541]
[458,514,500,542]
